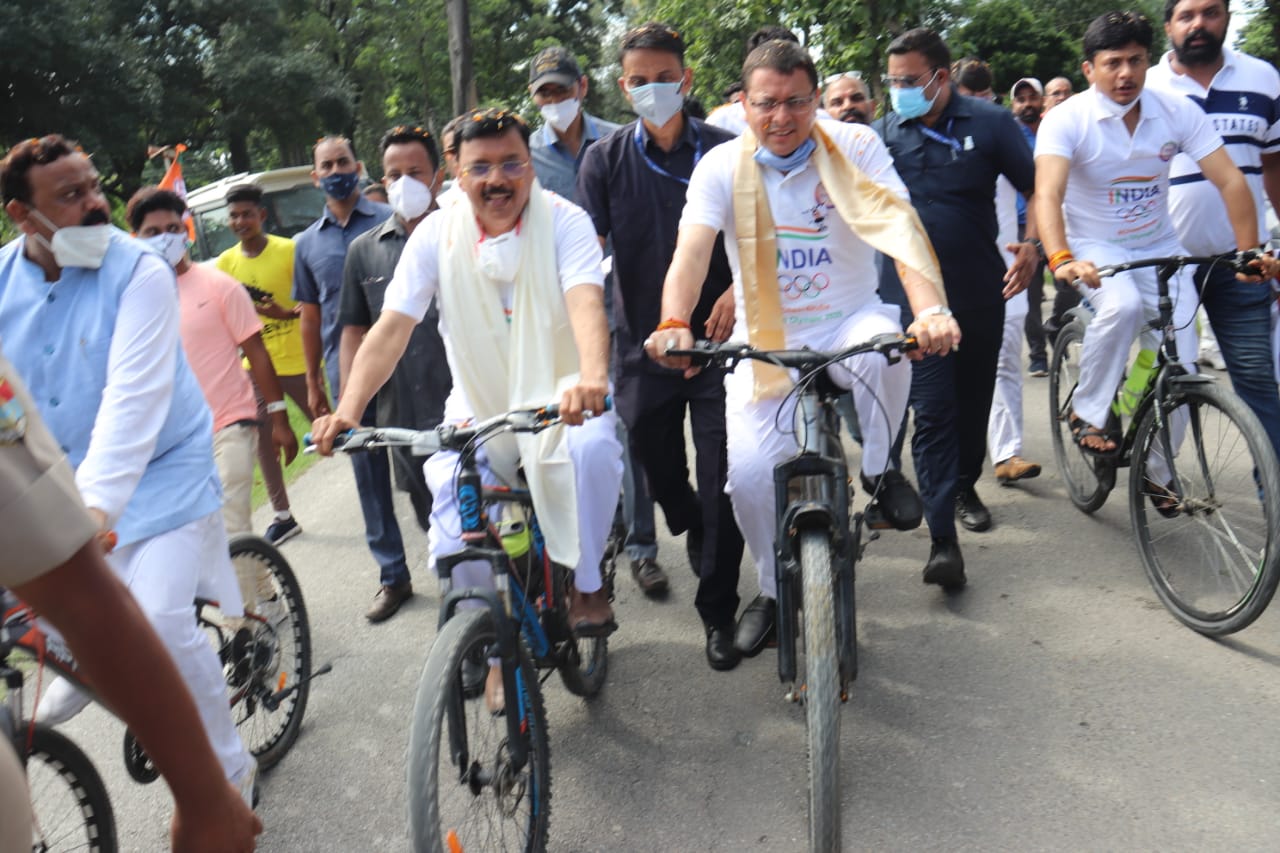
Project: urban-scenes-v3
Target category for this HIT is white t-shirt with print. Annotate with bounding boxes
[679,119,909,350]
[1036,85,1222,253]
[1147,47,1280,255]
[383,191,604,420]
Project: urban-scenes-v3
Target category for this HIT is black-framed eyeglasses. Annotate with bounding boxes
[746,92,818,113]
[459,160,531,179]
[881,68,940,89]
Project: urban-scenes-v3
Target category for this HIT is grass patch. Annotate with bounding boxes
[251,398,322,510]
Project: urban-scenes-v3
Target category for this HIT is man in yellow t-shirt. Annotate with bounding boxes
[215,184,311,546]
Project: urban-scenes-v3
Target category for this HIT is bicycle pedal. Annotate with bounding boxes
[864,504,894,530]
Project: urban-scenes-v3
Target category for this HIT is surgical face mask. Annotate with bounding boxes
[320,170,361,200]
[1093,85,1138,119]
[478,230,522,281]
[387,175,434,221]
[30,210,112,270]
[629,81,684,127]
[753,137,816,173]
[889,70,941,120]
[540,98,581,133]
[143,231,189,268]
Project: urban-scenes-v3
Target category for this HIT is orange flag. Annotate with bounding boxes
[159,144,195,241]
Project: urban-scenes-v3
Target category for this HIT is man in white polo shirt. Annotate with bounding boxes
[1035,11,1268,455]
[1146,0,1280,458]
[651,40,960,656]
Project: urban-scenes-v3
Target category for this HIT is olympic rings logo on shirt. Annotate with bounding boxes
[1115,198,1159,222]
[780,273,831,300]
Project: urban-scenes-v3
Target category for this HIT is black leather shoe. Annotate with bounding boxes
[734,595,776,657]
[922,537,966,591]
[686,526,704,578]
[955,488,992,532]
[630,558,670,597]
[861,469,923,531]
[705,624,741,671]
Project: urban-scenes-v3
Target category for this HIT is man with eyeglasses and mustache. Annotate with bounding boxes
[650,39,959,656]
[311,110,623,712]
[873,29,1039,581]
[1146,0,1280,458]
[0,134,260,806]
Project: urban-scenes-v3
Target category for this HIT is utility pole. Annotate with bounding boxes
[446,0,478,115]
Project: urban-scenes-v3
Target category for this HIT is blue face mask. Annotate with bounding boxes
[753,137,816,173]
[890,70,941,120]
[320,170,360,201]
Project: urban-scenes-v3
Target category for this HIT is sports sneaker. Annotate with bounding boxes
[1029,359,1049,377]
[264,516,301,546]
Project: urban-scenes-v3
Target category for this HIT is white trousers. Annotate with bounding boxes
[424,411,623,594]
[36,511,251,782]
[213,422,257,537]
[1071,242,1198,429]
[988,290,1029,464]
[725,303,908,598]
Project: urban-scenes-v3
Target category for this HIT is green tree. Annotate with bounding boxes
[1237,1,1280,68]
[949,0,1078,93]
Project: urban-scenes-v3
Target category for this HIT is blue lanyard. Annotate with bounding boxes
[633,121,702,186]
[919,118,961,158]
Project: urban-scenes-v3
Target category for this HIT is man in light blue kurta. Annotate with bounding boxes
[0,135,254,793]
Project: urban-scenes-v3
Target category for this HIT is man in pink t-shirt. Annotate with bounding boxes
[127,188,298,537]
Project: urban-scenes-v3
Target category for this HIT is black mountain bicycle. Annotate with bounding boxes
[1049,252,1280,635]
[671,333,917,853]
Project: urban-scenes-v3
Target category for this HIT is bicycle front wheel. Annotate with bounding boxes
[1130,380,1280,635]
[24,722,118,852]
[800,529,840,852]
[407,608,551,853]
[1049,320,1116,513]
[204,534,313,770]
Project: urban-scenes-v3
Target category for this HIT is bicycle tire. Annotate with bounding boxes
[202,533,313,770]
[1130,380,1280,635]
[1049,320,1116,513]
[24,722,119,853]
[556,566,608,698]
[407,608,551,853]
[800,529,840,853]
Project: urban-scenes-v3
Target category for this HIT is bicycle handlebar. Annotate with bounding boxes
[664,333,919,372]
[1086,250,1263,281]
[304,398,611,456]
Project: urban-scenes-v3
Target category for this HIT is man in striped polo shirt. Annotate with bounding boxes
[1147,0,1280,455]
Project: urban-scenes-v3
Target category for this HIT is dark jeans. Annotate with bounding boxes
[353,402,411,587]
[627,370,744,628]
[390,444,432,535]
[1025,261,1048,365]
[907,304,1005,540]
[1196,263,1280,457]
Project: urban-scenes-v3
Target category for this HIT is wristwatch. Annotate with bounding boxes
[266,400,288,414]
[1026,238,1044,258]
[917,304,953,319]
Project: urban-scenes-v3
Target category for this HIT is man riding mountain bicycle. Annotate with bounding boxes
[310,109,623,713]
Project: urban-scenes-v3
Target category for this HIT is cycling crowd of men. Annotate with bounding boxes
[3,0,1280,847]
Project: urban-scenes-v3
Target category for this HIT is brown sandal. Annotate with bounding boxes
[1143,478,1181,518]
[1069,412,1120,459]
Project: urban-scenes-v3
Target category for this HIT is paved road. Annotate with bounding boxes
[57,367,1280,851]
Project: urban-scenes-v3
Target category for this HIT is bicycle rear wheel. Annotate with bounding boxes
[407,608,551,853]
[1130,380,1280,635]
[24,722,118,852]
[201,534,313,770]
[1049,320,1116,513]
[800,529,840,853]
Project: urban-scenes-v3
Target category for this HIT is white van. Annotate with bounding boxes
[185,166,324,261]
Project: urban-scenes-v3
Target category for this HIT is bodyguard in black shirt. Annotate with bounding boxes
[873,29,1039,584]
[576,22,746,670]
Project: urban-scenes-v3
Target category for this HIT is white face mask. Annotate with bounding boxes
[478,230,522,282]
[629,81,685,127]
[387,175,434,221]
[30,210,112,270]
[540,98,581,133]
[1092,84,1139,119]
[143,232,189,268]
